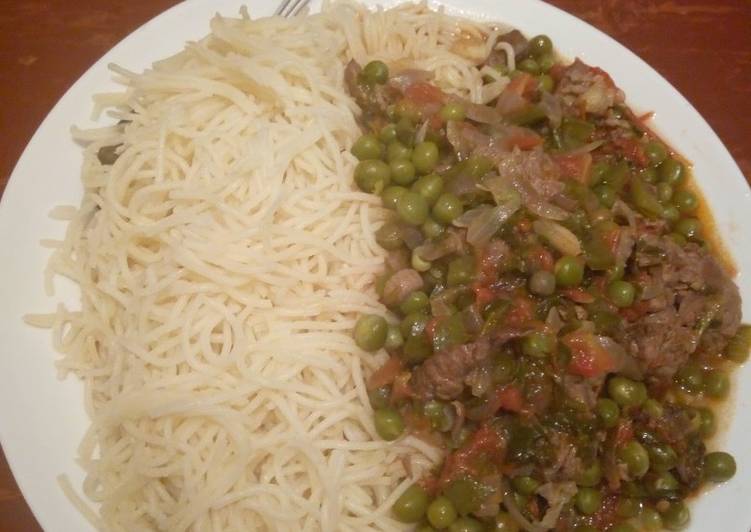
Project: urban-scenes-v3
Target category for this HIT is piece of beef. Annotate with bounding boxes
[555,59,625,116]
[411,338,491,400]
[344,60,399,130]
[626,234,741,379]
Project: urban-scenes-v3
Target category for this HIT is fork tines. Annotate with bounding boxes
[274,0,310,17]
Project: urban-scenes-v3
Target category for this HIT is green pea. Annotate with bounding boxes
[674,363,703,393]
[648,443,678,472]
[610,523,637,532]
[401,312,428,338]
[640,166,659,183]
[432,193,463,224]
[412,141,439,174]
[492,354,517,385]
[657,182,674,203]
[427,496,458,529]
[447,256,476,287]
[380,123,397,143]
[387,140,412,162]
[417,527,437,532]
[641,506,663,531]
[646,471,679,496]
[413,174,445,205]
[355,159,391,193]
[528,34,553,57]
[522,332,554,359]
[394,101,420,123]
[538,55,555,73]
[643,398,663,419]
[400,291,429,315]
[658,158,685,185]
[608,377,647,407]
[607,280,635,308]
[362,60,389,84]
[368,385,391,409]
[393,484,428,522]
[385,324,404,351]
[494,511,520,532]
[661,501,690,530]
[675,217,701,241]
[397,192,429,225]
[465,155,494,177]
[512,476,539,496]
[375,222,403,250]
[577,462,602,487]
[615,497,641,519]
[354,314,387,351]
[661,205,680,222]
[440,102,466,122]
[538,73,554,92]
[704,451,736,482]
[726,325,751,362]
[673,189,698,213]
[575,487,602,515]
[529,270,556,296]
[374,407,404,441]
[596,398,620,428]
[645,140,668,166]
[594,184,616,208]
[554,256,584,287]
[696,406,716,438]
[412,249,432,273]
[618,441,650,478]
[448,517,484,532]
[351,134,383,161]
[704,370,730,398]
[382,185,408,210]
[445,479,481,515]
[390,159,417,186]
[403,335,432,363]
[517,57,540,74]
[422,217,446,239]
[590,207,612,225]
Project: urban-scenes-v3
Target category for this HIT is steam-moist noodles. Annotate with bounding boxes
[26,2,507,530]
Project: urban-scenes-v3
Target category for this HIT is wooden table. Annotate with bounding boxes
[0,1,749,529]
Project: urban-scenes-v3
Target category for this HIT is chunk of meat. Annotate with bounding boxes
[626,235,741,378]
[555,59,625,116]
[382,269,424,307]
[411,338,491,400]
[344,60,399,129]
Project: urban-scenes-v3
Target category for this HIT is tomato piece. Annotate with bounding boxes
[525,245,554,272]
[563,330,617,378]
[560,288,596,304]
[472,283,495,308]
[554,152,593,184]
[612,136,649,167]
[502,126,543,150]
[404,82,445,105]
[496,385,523,412]
[367,356,403,390]
[504,296,535,328]
[391,372,413,402]
[613,419,634,445]
[424,317,440,344]
[506,72,537,97]
[438,424,505,487]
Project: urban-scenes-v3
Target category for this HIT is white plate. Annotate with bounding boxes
[1,1,749,530]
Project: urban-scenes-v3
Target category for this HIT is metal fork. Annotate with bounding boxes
[274,0,310,17]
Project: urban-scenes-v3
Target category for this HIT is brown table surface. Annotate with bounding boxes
[1,1,750,530]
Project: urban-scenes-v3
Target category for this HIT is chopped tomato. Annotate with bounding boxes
[428,114,444,130]
[367,356,403,390]
[391,372,413,402]
[548,63,566,83]
[438,424,505,487]
[620,300,650,322]
[563,330,618,378]
[516,217,532,234]
[506,72,537,97]
[496,385,523,412]
[501,126,543,150]
[425,317,440,344]
[554,152,593,184]
[525,245,554,272]
[504,296,535,328]
[472,283,495,308]
[561,288,595,304]
[613,419,634,445]
[404,82,445,105]
[612,137,648,167]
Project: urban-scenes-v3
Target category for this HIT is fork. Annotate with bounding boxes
[274,0,310,17]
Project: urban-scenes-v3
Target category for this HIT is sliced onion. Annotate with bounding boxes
[464,204,519,247]
[382,269,424,307]
[446,172,481,198]
[415,119,429,144]
[464,100,504,124]
[545,307,564,334]
[595,335,643,380]
[399,224,424,250]
[414,230,464,261]
[564,139,606,156]
[388,68,434,92]
[524,196,571,221]
[612,199,637,228]
[539,91,562,128]
[503,490,547,532]
[532,219,582,256]
[537,482,578,529]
